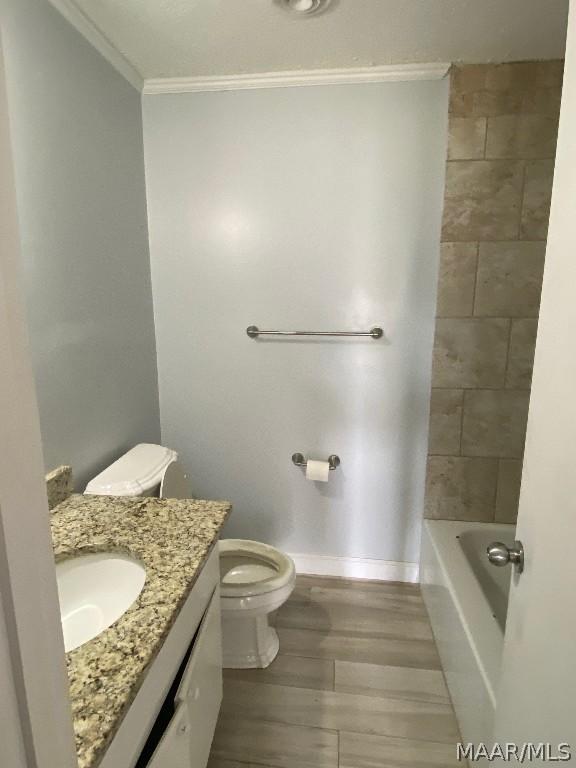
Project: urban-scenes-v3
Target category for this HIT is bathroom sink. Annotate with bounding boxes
[56,552,146,652]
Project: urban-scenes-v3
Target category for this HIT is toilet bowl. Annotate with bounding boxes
[219,539,296,669]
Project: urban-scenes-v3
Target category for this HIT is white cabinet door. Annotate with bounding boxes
[176,587,223,768]
[147,702,191,768]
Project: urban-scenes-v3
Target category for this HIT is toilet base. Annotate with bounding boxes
[222,613,280,669]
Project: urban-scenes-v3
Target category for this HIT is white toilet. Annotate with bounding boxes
[219,539,295,669]
[85,444,296,669]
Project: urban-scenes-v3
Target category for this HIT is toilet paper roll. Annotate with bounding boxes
[306,460,330,482]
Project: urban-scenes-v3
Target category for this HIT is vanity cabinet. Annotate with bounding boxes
[147,587,222,768]
[100,546,223,768]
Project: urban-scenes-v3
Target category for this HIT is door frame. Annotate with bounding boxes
[0,30,77,768]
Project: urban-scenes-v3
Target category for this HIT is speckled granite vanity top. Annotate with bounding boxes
[50,494,231,768]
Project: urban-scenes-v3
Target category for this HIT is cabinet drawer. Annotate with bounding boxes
[175,586,223,766]
[147,701,191,768]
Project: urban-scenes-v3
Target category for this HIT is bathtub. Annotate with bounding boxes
[420,520,515,745]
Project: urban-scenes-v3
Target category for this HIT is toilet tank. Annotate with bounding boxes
[85,443,178,497]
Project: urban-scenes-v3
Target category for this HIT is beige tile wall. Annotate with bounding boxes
[425,61,563,524]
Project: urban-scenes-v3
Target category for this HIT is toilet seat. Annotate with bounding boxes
[219,539,295,598]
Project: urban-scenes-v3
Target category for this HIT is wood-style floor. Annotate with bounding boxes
[208,575,461,768]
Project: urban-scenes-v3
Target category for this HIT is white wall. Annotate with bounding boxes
[1,0,160,489]
[143,81,448,564]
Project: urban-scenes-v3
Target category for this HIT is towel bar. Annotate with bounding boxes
[246,326,383,339]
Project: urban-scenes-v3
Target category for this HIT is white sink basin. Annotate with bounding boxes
[56,553,146,652]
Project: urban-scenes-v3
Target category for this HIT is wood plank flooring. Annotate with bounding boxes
[208,575,460,768]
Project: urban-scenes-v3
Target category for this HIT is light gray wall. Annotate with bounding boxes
[143,82,448,564]
[2,0,160,489]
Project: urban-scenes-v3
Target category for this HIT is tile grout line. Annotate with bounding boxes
[442,154,554,164]
[250,649,442,674]
[456,387,465,459]
[482,115,489,158]
[428,385,531,393]
[470,241,481,318]
[224,677,457,713]
[435,313,539,320]
[459,389,467,456]
[492,457,502,523]
[212,760,277,768]
[429,451,523,460]
[218,709,461,750]
[502,317,514,389]
[219,711,460,749]
[339,727,459,746]
[517,158,528,240]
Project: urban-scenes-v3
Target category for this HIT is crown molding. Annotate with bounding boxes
[143,62,451,95]
[47,0,144,91]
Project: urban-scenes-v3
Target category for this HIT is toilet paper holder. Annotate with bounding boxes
[292,453,341,471]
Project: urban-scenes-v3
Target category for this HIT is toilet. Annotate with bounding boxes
[219,539,296,669]
[85,444,296,669]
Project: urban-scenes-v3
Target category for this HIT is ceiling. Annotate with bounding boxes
[69,0,569,81]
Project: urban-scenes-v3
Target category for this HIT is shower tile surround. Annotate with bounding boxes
[425,61,563,524]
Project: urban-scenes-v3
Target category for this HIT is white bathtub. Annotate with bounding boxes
[420,519,515,745]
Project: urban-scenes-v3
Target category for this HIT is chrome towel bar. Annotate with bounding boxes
[246,326,383,339]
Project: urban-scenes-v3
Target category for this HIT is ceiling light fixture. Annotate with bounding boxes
[276,0,333,17]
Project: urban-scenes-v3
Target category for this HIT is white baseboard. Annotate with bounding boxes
[288,553,419,583]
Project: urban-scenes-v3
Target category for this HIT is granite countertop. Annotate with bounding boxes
[50,493,231,768]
